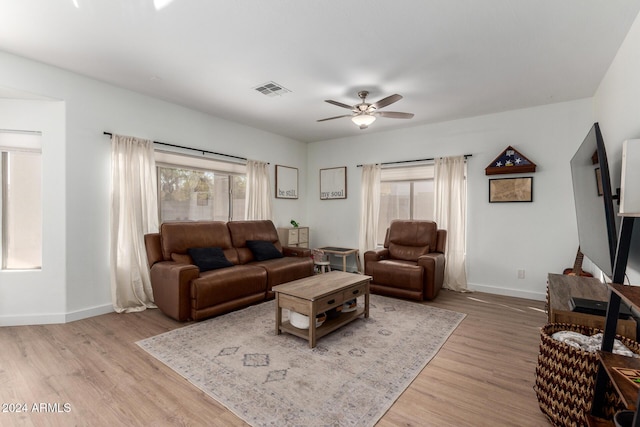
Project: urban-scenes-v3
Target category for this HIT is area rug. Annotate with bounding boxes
[137,294,466,427]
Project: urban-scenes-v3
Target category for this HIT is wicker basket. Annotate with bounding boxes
[534,323,640,427]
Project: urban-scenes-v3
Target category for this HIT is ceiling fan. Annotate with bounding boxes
[317,90,414,129]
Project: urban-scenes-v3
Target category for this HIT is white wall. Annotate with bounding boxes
[0,99,66,325]
[594,10,640,284]
[307,99,594,300]
[3,6,640,324]
[0,51,308,325]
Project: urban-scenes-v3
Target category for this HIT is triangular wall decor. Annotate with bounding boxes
[485,146,537,175]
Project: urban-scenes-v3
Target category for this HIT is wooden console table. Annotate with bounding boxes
[547,273,636,340]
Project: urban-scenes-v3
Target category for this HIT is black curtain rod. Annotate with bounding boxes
[103,132,248,162]
[356,154,472,167]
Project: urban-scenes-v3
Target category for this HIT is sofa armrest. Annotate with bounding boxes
[149,261,200,322]
[282,246,311,257]
[364,248,389,263]
[417,253,446,300]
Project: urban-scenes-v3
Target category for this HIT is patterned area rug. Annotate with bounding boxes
[137,294,465,427]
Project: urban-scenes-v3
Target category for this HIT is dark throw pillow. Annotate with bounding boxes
[246,240,283,261]
[187,247,234,272]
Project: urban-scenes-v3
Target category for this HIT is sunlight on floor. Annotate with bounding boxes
[466,296,529,313]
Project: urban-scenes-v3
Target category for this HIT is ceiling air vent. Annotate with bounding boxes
[254,81,291,97]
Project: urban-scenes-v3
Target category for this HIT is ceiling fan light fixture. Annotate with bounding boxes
[351,113,376,127]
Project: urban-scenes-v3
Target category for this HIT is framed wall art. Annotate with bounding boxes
[320,166,347,200]
[489,177,533,203]
[275,165,298,199]
[595,167,603,196]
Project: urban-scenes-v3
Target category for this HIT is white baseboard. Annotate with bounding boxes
[0,313,66,326]
[0,304,114,326]
[65,303,114,323]
[467,283,546,302]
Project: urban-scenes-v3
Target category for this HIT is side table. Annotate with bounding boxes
[318,246,362,273]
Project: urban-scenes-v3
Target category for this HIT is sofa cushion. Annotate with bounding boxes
[171,253,193,264]
[227,220,283,264]
[388,243,429,262]
[251,256,315,293]
[191,265,267,309]
[160,221,239,264]
[368,259,424,292]
[246,240,283,261]
[386,220,437,261]
[187,247,234,272]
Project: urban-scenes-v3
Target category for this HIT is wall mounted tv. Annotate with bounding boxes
[570,122,618,278]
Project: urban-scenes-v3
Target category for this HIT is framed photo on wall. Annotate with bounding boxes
[275,165,298,199]
[320,166,347,200]
[595,167,604,196]
[489,177,533,203]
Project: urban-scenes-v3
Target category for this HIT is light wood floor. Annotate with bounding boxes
[0,290,551,427]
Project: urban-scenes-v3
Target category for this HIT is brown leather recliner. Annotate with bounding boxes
[364,220,446,301]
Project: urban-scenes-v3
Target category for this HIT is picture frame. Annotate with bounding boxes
[320,166,347,200]
[489,177,533,203]
[275,165,298,199]
[595,167,603,196]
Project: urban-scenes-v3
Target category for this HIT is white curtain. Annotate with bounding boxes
[245,160,272,220]
[359,164,381,265]
[110,134,159,312]
[434,156,469,292]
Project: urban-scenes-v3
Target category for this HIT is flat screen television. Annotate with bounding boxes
[570,122,618,278]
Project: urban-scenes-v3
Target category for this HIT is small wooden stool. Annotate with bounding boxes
[312,249,331,274]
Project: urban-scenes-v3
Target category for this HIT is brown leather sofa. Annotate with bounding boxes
[364,220,446,301]
[144,220,314,321]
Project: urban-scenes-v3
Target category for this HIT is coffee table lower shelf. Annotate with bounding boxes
[279,307,366,344]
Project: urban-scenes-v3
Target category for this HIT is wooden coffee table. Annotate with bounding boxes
[273,271,371,348]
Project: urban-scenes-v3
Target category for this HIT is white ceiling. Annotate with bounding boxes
[1,0,640,143]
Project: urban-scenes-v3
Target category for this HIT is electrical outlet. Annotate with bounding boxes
[517,269,525,279]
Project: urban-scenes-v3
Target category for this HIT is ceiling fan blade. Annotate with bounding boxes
[317,114,353,122]
[325,99,355,110]
[376,111,414,119]
[370,94,402,110]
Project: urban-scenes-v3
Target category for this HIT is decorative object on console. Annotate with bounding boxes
[488,177,533,203]
[320,166,347,200]
[275,165,298,199]
[563,247,593,277]
[290,219,299,227]
[485,145,537,175]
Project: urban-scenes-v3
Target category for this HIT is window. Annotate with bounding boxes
[155,151,246,223]
[377,165,434,245]
[1,131,42,270]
